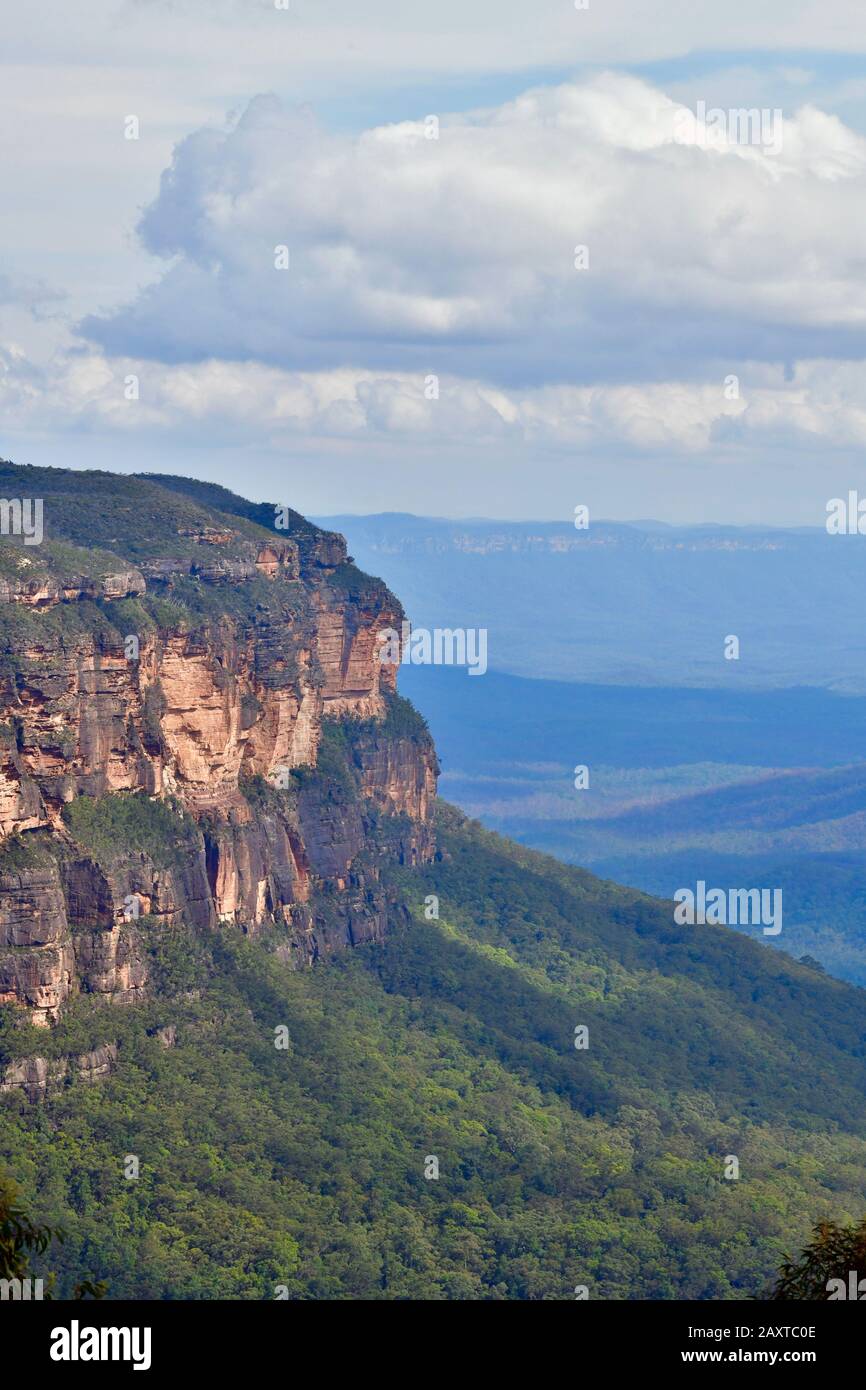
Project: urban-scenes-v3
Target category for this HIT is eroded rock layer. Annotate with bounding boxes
[0,464,437,1028]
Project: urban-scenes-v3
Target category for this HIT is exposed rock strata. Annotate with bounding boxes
[0,475,437,1031]
[0,1043,118,1101]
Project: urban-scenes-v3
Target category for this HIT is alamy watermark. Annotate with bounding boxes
[827,1272,866,1299]
[378,622,487,676]
[827,492,866,534]
[50,1322,152,1371]
[674,880,782,936]
[1,1277,44,1300]
[673,101,783,156]
[0,498,43,546]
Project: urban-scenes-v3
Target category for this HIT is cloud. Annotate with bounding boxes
[6,70,866,471]
[80,75,866,394]
[10,1,866,75]
[8,347,866,458]
[0,274,64,316]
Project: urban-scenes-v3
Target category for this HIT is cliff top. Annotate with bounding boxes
[0,459,396,626]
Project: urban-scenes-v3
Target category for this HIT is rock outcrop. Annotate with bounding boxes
[0,1043,118,1101]
[0,463,437,1028]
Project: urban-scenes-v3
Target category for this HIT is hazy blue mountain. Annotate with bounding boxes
[395,668,866,983]
[318,513,866,692]
[319,514,866,984]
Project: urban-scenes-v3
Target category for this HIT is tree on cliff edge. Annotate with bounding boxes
[0,1172,60,1294]
[0,1173,105,1298]
[770,1217,866,1299]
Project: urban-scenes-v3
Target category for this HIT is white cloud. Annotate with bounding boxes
[79,74,866,396]
[8,348,866,456]
[6,69,866,476]
[8,2,866,74]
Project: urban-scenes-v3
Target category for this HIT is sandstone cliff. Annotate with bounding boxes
[0,463,437,1033]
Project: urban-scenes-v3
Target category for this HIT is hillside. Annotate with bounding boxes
[2,465,866,1300]
[314,514,866,986]
[5,804,866,1298]
[397,667,866,984]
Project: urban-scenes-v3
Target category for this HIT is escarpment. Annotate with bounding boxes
[0,463,437,1032]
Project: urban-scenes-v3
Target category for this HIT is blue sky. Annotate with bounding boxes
[2,2,866,524]
[316,50,866,135]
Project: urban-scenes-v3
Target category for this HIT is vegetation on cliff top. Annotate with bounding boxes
[135,472,322,541]
[0,461,280,565]
[0,461,394,660]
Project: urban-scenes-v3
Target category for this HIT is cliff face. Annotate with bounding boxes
[0,464,437,1030]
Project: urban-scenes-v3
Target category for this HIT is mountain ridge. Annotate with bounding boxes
[2,466,866,1299]
[321,510,866,692]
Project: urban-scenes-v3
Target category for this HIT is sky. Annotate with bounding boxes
[3,0,866,524]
